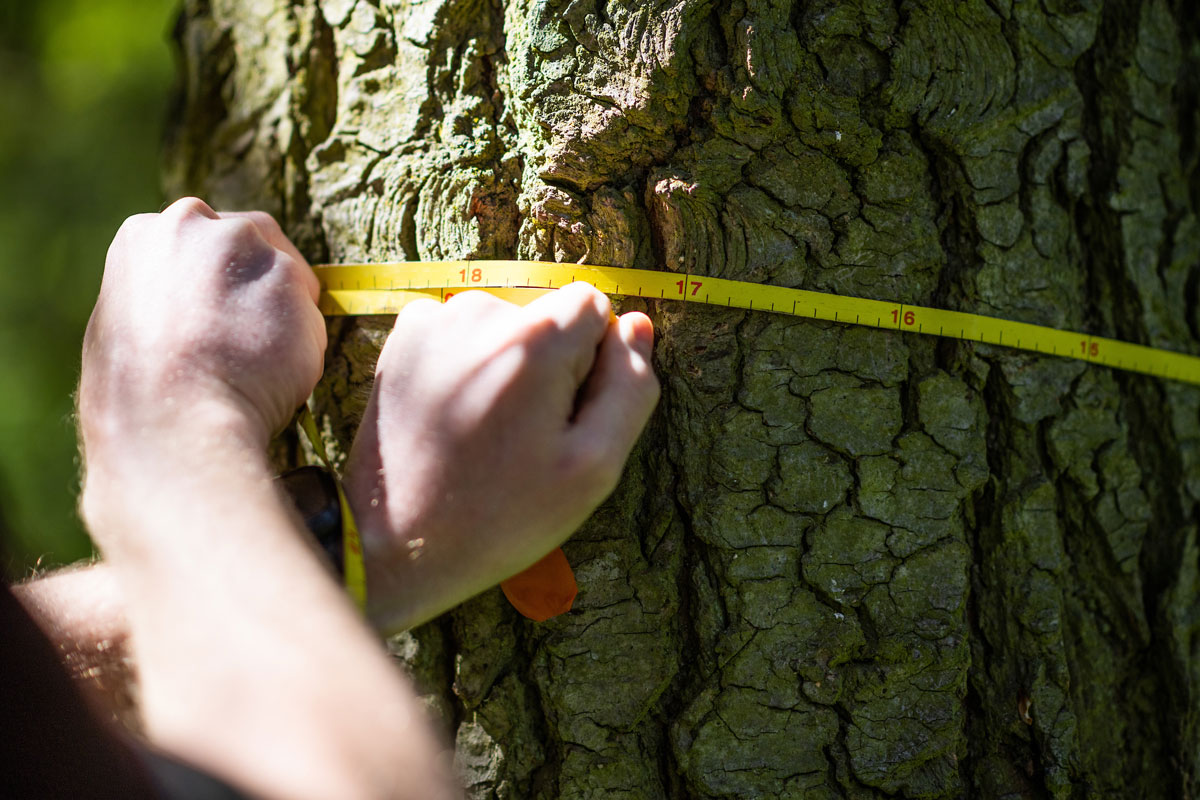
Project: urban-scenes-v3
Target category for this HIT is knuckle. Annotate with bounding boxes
[193,222,278,288]
[390,298,442,338]
[222,215,265,241]
[562,281,610,318]
[394,296,441,324]
[246,209,279,228]
[563,280,603,299]
[240,210,283,236]
[163,196,216,220]
[446,288,504,313]
[219,217,274,260]
[446,290,520,330]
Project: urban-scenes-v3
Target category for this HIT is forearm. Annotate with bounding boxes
[12,562,140,730]
[69,199,457,798]
[84,426,459,800]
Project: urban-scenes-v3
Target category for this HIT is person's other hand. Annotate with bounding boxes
[78,198,326,547]
[344,284,659,631]
[79,197,325,454]
[73,199,464,800]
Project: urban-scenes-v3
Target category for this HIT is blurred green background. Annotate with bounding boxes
[0,0,177,578]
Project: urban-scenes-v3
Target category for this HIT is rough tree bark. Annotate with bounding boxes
[165,0,1200,797]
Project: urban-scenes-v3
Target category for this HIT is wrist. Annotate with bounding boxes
[79,373,274,460]
[80,405,275,563]
[340,464,411,631]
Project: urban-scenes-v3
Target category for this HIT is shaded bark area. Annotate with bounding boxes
[165,0,1200,797]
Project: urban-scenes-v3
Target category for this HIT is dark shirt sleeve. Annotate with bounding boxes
[0,581,249,800]
[141,749,256,800]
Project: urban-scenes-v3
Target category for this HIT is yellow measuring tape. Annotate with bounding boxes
[297,405,367,610]
[314,260,1200,387]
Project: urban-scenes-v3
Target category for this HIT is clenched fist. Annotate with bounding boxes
[79,197,326,557]
[344,283,660,632]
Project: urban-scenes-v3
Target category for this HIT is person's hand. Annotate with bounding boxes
[72,199,463,800]
[78,198,326,558]
[344,284,659,631]
[79,197,325,457]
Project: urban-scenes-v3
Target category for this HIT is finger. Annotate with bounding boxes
[568,311,659,468]
[219,211,307,264]
[220,211,320,302]
[443,287,519,314]
[286,292,329,411]
[523,282,613,386]
[441,289,525,339]
[304,288,329,358]
[385,296,446,368]
[391,296,443,333]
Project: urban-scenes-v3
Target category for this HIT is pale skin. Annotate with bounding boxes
[15,197,659,800]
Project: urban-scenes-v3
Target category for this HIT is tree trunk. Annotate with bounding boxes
[165,0,1200,796]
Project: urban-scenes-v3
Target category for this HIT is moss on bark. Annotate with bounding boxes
[167,0,1200,796]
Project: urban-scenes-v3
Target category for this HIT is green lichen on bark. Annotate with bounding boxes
[166,0,1200,796]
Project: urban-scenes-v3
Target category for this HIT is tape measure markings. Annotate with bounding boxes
[313,261,1200,387]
